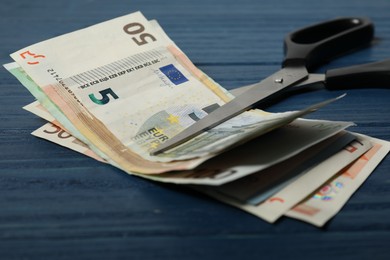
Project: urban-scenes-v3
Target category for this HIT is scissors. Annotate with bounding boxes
[152,17,390,155]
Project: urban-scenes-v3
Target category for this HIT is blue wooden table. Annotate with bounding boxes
[1,0,389,259]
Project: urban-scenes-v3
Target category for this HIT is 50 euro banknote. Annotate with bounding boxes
[285,135,390,226]
[6,11,351,175]
[196,135,389,225]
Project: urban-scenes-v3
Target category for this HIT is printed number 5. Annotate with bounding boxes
[89,88,119,105]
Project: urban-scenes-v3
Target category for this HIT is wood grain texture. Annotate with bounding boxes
[0,0,389,259]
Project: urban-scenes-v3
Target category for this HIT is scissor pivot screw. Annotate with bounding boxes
[274,78,284,83]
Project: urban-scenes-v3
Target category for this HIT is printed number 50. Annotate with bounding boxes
[123,22,156,46]
[89,88,119,105]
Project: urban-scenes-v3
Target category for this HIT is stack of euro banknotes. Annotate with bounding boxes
[4,11,390,227]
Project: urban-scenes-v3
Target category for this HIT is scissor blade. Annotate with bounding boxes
[151,67,308,155]
[230,74,325,97]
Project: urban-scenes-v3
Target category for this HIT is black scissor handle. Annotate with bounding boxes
[282,17,374,71]
[325,58,390,89]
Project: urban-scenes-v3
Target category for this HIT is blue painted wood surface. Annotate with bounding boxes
[0,0,389,259]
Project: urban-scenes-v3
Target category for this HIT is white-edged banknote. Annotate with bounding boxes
[6,11,350,176]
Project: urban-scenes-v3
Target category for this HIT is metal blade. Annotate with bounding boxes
[151,67,308,155]
[230,73,325,97]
